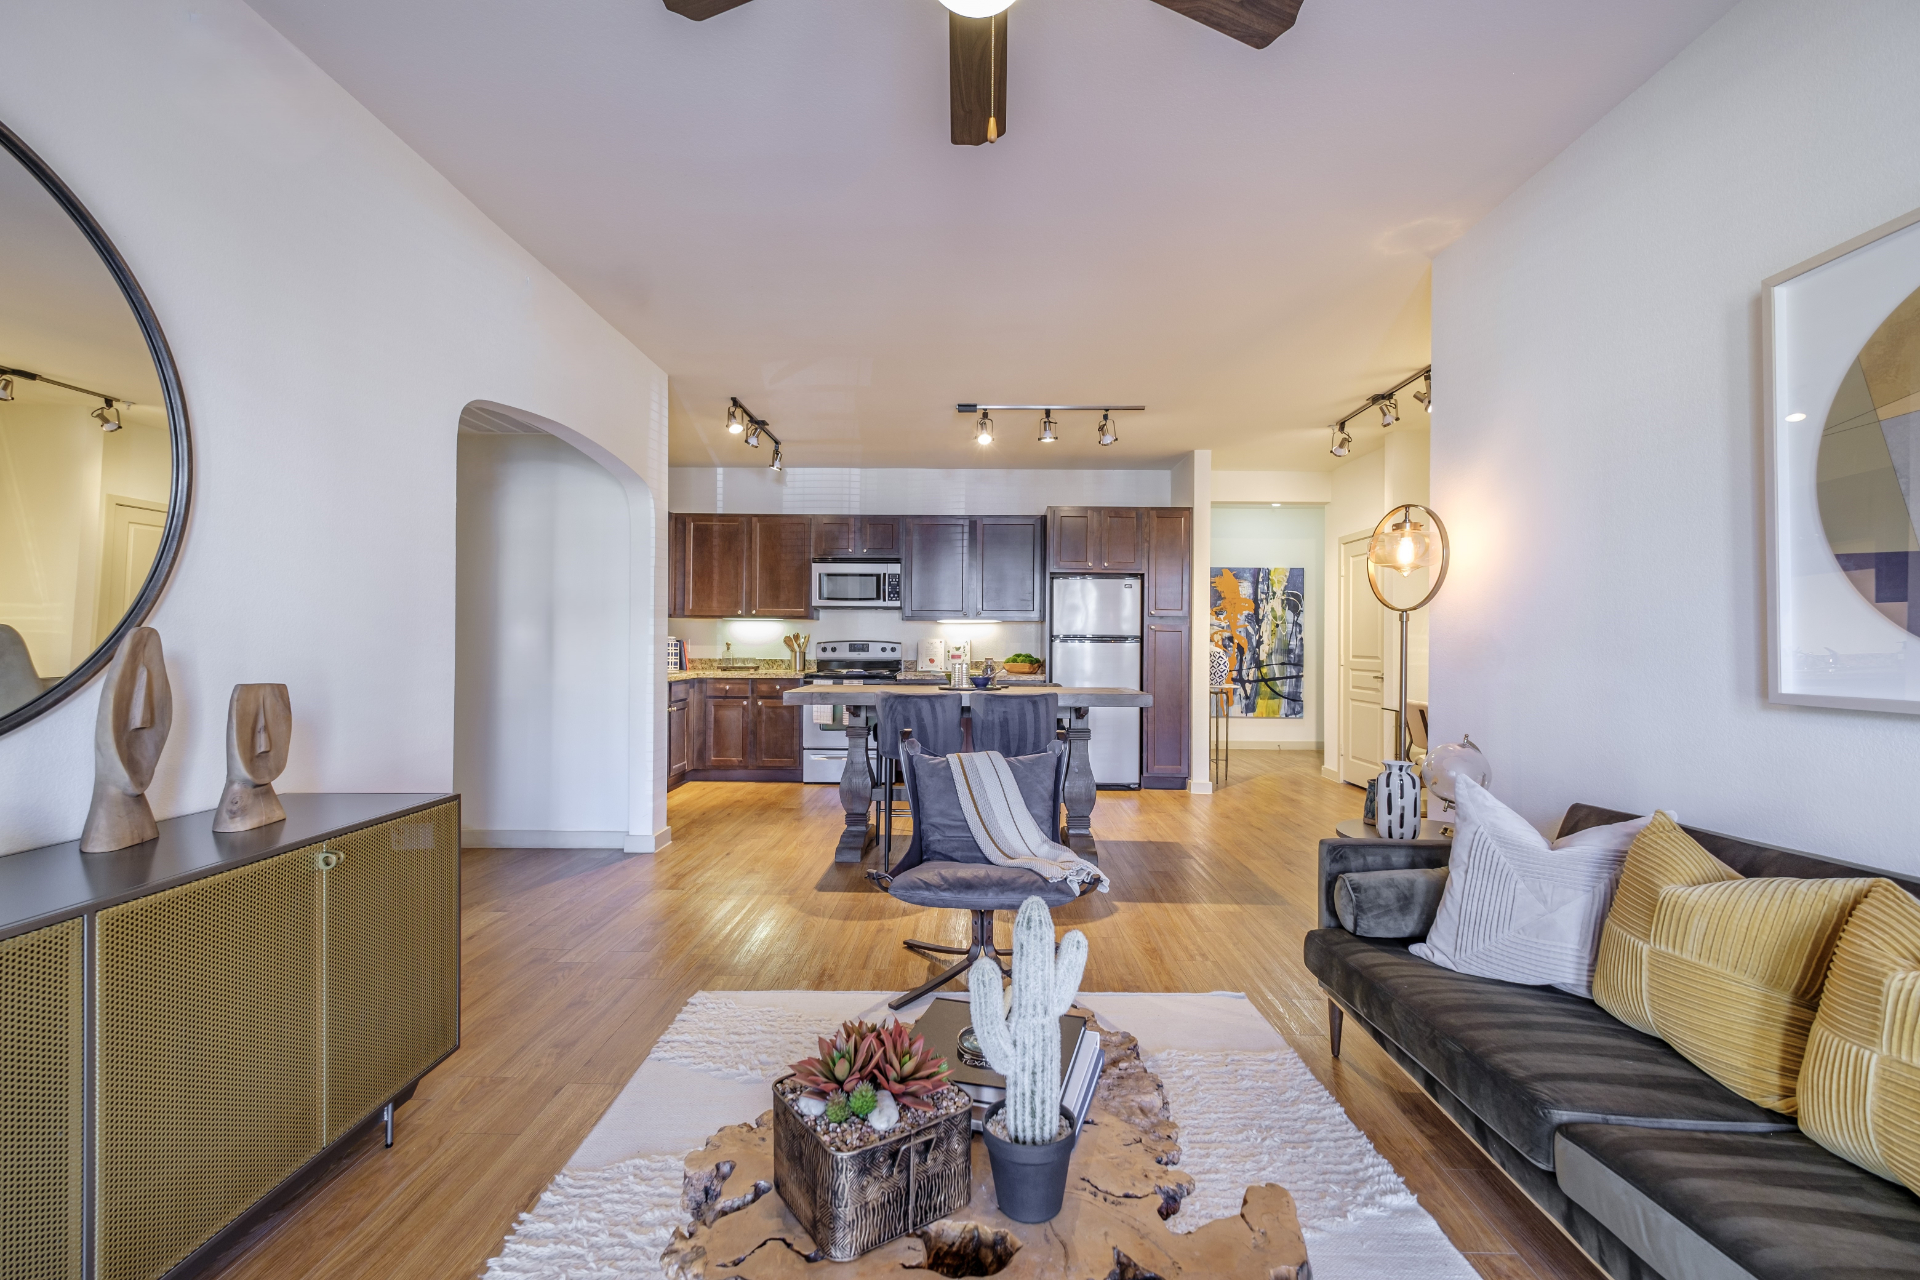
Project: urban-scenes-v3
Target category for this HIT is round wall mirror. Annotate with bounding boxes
[0,121,189,734]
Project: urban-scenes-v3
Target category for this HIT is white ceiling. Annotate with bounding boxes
[250,0,1735,471]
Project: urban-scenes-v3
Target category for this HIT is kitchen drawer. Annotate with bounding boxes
[705,680,751,699]
[669,682,691,705]
[750,678,802,694]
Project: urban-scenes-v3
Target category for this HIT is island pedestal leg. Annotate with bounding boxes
[1062,707,1098,857]
[835,710,876,863]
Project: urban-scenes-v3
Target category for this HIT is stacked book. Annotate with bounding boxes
[912,995,1104,1134]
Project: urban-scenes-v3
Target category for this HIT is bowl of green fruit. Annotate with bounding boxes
[1003,652,1042,675]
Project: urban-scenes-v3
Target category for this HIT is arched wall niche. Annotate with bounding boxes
[455,400,666,852]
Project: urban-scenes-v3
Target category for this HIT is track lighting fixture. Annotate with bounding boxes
[93,399,122,432]
[770,445,783,472]
[976,411,994,445]
[954,403,1143,449]
[1414,375,1432,414]
[1329,424,1352,458]
[744,424,762,447]
[0,375,12,401]
[1378,397,1398,428]
[1325,366,1430,459]
[726,398,782,463]
[1097,411,1118,446]
[1038,410,1057,444]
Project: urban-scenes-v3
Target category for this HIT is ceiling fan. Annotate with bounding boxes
[661,0,1305,145]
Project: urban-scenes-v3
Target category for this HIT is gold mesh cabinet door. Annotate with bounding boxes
[1,919,83,1280]
[322,801,459,1141]
[95,849,321,1280]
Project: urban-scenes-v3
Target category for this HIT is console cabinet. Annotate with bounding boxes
[0,794,459,1280]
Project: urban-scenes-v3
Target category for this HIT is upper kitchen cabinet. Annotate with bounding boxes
[976,516,1046,620]
[749,515,813,618]
[679,514,748,617]
[670,513,812,618]
[1145,507,1192,615]
[1047,507,1144,572]
[812,515,901,558]
[901,515,1045,622]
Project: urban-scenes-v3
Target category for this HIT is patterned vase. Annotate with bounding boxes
[1208,648,1230,690]
[1374,760,1421,839]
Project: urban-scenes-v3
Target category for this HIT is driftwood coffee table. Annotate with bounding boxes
[661,1015,1310,1279]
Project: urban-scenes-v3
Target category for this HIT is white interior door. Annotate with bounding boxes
[1339,532,1389,786]
[93,496,168,648]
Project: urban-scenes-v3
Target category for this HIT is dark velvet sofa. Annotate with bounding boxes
[1302,803,1920,1280]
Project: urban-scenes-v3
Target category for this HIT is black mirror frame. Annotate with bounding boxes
[0,119,192,738]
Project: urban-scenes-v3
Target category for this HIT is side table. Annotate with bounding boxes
[1334,817,1452,841]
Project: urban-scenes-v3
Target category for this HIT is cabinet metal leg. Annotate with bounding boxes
[383,1101,395,1148]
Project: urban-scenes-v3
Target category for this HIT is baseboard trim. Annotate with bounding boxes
[462,829,626,850]
[626,827,672,854]
[1320,765,1342,782]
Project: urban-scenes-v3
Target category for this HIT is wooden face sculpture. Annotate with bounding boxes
[213,684,292,832]
[80,627,173,852]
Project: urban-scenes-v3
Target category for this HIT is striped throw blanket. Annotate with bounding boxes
[950,751,1110,894]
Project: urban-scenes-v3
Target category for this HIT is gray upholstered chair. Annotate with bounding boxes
[875,692,963,872]
[870,732,1090,1010]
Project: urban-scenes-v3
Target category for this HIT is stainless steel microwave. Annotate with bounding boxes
[811,561,902,609]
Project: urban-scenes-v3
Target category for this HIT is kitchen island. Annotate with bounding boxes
[781,684,1152,862]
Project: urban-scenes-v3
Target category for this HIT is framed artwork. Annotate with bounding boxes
[1765,206,1920,714]
[1209,566,1305,718]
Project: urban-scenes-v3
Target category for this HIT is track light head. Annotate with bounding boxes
[1414,376,1432,414]
[1038,411,1057,444]
[0,375,12,401]
[1329,424,1352,458]
[976,410,994,445]
[726,403,746,434]
[93,399,122,432]
[770,446,783,472]
[1379,397,1398,428]
[1097,411,1118,446]
[744,425,762,447]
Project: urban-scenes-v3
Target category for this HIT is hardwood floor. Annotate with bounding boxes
[204,751,1605,1280]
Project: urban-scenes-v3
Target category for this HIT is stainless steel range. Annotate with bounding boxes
[801,640,904,783]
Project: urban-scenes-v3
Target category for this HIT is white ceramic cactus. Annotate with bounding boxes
[968,896,1088,1144]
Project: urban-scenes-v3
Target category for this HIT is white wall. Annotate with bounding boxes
[1432,0,1920,871]
[669,466,1172,514]
[455,433,631,847]
[1209,505,1325,749]
[0,1,670,856]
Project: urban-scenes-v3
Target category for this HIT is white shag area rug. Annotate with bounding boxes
[483,990,1478,1280]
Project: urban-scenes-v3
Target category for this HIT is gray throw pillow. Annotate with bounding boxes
[1334,867,1450,939]
[907,747,1060,863]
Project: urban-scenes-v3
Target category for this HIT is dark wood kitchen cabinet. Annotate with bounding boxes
[901,515,1045,622]
[681,677,801,782]
[750,516,812,618]
[1142,620,1191,784]
[667,683,690,791]
[1145,507,1192,615]
[1047,507,1144,573]
[670,514,812,619]
[811,515,900,558]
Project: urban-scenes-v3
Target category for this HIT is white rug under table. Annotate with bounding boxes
[484,990,1479,1280]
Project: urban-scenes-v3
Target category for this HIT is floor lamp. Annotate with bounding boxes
[1365,504,1449,761]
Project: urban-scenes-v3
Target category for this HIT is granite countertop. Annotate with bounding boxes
[668,665,808,682]
[784,684,1148,707]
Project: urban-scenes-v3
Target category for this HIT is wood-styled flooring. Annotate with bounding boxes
[204,751,1605,1280]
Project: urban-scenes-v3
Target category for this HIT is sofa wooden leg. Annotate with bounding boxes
[1328,999,1344,1059]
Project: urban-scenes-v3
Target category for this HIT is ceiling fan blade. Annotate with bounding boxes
[949,11,1008,146]
[1148,0,1304,50]
[661,0,756,19]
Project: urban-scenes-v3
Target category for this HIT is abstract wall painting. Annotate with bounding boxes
[1766,206,1920,714]
[1210,566,1305,718]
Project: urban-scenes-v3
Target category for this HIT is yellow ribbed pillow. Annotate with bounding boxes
[1594,813,1739,1035]
[1798,880,1920,1188]
[1647,876,1874,1113]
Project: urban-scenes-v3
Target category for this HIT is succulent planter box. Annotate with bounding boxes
[771,1076,973,1261]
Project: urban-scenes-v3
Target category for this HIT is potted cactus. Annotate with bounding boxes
[967,895,1088,1223]
[772,1017,971,1259]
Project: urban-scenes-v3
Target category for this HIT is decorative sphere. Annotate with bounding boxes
[1423,736,1490,805]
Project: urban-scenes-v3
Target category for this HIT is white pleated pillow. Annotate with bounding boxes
[1409,777,1660,999]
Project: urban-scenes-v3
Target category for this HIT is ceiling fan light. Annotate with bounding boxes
[939,0,1016,17]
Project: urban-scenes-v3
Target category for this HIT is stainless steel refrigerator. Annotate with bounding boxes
[1049,576,1142,787]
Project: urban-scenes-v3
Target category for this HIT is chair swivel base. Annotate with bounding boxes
[890,908,1009,1010]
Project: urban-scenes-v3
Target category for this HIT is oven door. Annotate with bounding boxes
[802,696,871,782]
[812,562,902,609]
